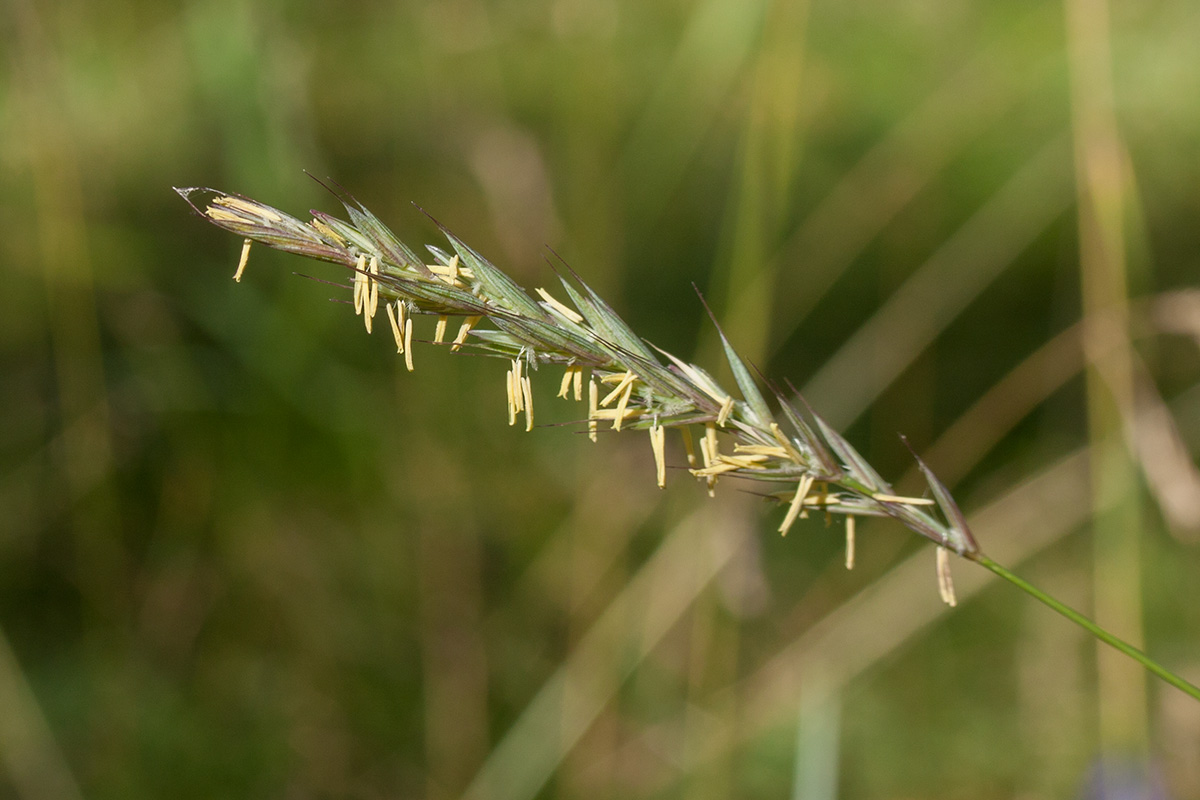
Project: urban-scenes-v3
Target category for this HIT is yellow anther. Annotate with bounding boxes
[612,380,634,431]
[213,195,282,221]
[310,218,346,245]
[535,288,585,324]
[434,315,448,344]
[600,372,635,407]
[845,516,856,570]
[716,396,735,427]
[936,547,956,607]
[591,408,645,421]
[368,256,379,316]
[779,475,815,537]
[521,375,534,432]
[403,317,414,371]
[680,427,697,467]
[511,360,524,412]
[386,302,404,353]
[768,423,806,464]
[872,493,936,506]
[650,424,666,488]
[587,378,598,442]
[699,422,720,496]
[233,238,252,282]
[205,207,244,225]
[353,254,367,315]
[715,454,769,469]
[452,316,480,351]
[689,462,743,478]
[733,444,789,459]
[362,257,379,334]
[506,366,517,426]
[426,259,472,285]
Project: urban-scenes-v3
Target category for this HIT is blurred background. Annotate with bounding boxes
[3,0,1200,797]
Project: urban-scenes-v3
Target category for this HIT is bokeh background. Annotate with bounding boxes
[3,0,1200,797]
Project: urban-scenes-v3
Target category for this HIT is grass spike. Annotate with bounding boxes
[181,185,1200,704]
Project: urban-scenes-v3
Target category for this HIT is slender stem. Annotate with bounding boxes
[971,553,1200,702]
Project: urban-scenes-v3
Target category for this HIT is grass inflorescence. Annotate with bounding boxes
[177,183,1200,701]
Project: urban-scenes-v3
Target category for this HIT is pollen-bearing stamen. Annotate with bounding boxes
[403,316,414,371]
[650,423,666,489]
[716,396,735,427]
[845,516,856,570]
[587,378,598,442]
[768,422,805,464]
[386,301,404,353]
[368,256,379,310]
[452,316,480,351]
[873,493,936,506]
[680,427,697,468]
[521,373,534,432]
[311,217,345,245]
[508,362,523,424]
[353,254,368,315]
[557,365,584,401]
[363,256,380,334]
[535,287,584,324]
[599,371,634,406]
[936,546,956,606]
[700,422,719,496]
[779,475,815,536]
[234,238,252,282]
[612,379,634,431]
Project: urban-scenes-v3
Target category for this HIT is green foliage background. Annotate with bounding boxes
[2,0,1199,797]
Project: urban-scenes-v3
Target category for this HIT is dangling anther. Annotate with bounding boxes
[403,317,414,372]
[680,427,697,467]
[452,316,480,351]
[521,374,534,432]
[650,424,666,489]
[234,238,252,282]
[386,301,404,353]
[779,475,815,536]
[587,378,598,442]
[716,396,735,427]
[612,379,634,431]
[558,366,574,399]
[353,254,368,314]
[936,547,957,607]
[367,256,379,318]
[506,365,517,426]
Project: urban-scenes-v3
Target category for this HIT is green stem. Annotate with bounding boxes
[971,553,1200,703]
